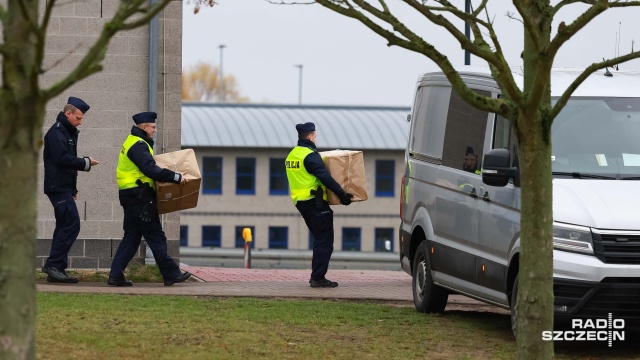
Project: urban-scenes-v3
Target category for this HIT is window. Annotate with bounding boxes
[375,160,395,197]
[180,225,188,247]
[342,228,361,251]
[441,89,491,174]
[375,228,394,252]
[410,86,452,158]
[236,158,256,195]
[235,226,255,249]
[202,226,221,247]
[203,157,222,194]
[268,227,288,249]
[269,158,288,195]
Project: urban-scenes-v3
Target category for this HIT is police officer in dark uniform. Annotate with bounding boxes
[285,122,353,288]
[108,111,191,286]
[42,97,99,283]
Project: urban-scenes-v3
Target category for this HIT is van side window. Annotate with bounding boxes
[410,86,451,159]
[493,115,519,168]
[441,89,490,174]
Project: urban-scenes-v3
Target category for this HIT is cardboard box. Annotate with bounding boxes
[319,150,368,205]
[153,149,202,215]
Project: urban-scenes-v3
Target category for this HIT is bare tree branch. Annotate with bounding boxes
[511,0,541,50]
[36,0,58,73]
[550,51,640,120]
[548,0,608,59]
[15,0,39,35]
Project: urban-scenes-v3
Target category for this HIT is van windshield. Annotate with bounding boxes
[551,97,640,179]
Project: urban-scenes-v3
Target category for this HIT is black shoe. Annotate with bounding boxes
[310,278,338,288]
[164,272,192,286]
[107,277,133,287]
[42,267,78,283]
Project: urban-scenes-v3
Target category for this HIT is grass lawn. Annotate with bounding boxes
[36,293,639,360]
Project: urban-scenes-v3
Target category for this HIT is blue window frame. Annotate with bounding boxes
[268,226,288,249]
[180,225,188,247]
[269,158,288,195]
[202,226,221,247]
[375,160,395,197]
[236,158,256,195]
[235,226,255,249]
[342,228,361,251]
[375,228,394,252]
[203,157,222,194]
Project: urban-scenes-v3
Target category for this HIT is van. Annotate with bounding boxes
[399,68,640,325]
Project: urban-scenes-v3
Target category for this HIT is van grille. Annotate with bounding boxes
[592,233,640,264]
[554,279,640,320]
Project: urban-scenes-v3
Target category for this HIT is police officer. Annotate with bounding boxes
[108,111,191,286]
[285,122,353,288]
[42,97,99,283]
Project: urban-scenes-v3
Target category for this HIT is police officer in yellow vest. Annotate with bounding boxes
[108,112,192,286]
[286,122,353,288]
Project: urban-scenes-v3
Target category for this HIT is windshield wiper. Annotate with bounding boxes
[552,172,617,180]
[621,176,640,180]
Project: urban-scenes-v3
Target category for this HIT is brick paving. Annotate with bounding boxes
[36,265,505,311]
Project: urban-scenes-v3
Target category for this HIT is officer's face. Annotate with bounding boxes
[141,123,157,138]
[309,131,317,144]
[65,109,84,127]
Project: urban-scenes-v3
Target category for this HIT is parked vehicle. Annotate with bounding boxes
[399,68,640,326]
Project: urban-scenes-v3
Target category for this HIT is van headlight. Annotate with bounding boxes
[553,223,594,255]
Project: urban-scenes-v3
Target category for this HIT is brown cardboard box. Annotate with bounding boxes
[319,150,368,205]
[153,149,202,215]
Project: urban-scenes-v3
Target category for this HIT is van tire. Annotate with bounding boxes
[412,241,448,313]
[510,275,518,337]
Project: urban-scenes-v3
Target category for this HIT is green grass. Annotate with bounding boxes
[36,293,640,360]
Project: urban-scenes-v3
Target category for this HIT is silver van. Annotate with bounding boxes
[399,68,640,325]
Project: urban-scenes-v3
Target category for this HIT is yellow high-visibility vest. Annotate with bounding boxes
[285,146,327,205]
[116,135,155,190]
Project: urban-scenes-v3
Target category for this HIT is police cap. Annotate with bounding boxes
[67,97,90,114]
[132,112,157,124]
[295,122,315,134]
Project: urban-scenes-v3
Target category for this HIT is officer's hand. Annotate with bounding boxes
[180,171,188,184]
[89,157,99,166]
[340,193,354,206]
[73,194,78,201]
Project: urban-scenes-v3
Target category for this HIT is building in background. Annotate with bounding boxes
[36,2,183,268]
[180,103,410,253]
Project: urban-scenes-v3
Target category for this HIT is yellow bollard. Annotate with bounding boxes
[242,227,252,269]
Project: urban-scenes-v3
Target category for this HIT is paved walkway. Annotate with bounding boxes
[36,265,505,312]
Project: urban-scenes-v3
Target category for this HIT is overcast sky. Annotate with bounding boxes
[182,1,640,107]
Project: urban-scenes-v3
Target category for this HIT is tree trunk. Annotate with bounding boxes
[515,111,555,358]
[0,105,43,360]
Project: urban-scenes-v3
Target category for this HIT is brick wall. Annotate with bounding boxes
[37,0,183,269]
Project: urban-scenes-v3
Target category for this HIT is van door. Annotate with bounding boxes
[431,88,490,291]
[476,114,521,305]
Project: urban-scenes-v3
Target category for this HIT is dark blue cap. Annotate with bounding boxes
[67,97,90,114]
[295,122,315,134]
[132,112,157,124]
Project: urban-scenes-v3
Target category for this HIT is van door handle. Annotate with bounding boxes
[482,191,491,202]
[469,188,478,198]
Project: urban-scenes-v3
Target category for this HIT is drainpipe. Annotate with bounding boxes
[148,0,159,152]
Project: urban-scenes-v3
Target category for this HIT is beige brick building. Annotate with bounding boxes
[36,1,183,268]
[180,103,410,253]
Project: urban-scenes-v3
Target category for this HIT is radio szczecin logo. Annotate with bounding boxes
[541,313,625,347]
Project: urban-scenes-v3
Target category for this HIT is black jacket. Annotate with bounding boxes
[298,139,347,198]
[119,126,182,205]
[43,112,91,195]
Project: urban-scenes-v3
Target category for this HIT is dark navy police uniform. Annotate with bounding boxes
[109,112,190,286]
[42,97,92,277]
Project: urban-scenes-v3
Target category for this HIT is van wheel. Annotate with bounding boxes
[412,241,448,313]
[510,275,518,337]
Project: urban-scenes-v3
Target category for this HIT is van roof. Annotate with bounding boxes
[420,67,640,98]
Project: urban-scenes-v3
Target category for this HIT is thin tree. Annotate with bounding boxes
[295,0,640,358]
[182,62,250,102]
[0,1,212,359]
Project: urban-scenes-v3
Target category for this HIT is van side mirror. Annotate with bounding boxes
[482,148,519,187]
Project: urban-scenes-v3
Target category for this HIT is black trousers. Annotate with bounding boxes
[45,192,80,271]
[296,199,334,281]
[109,202,180,281]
